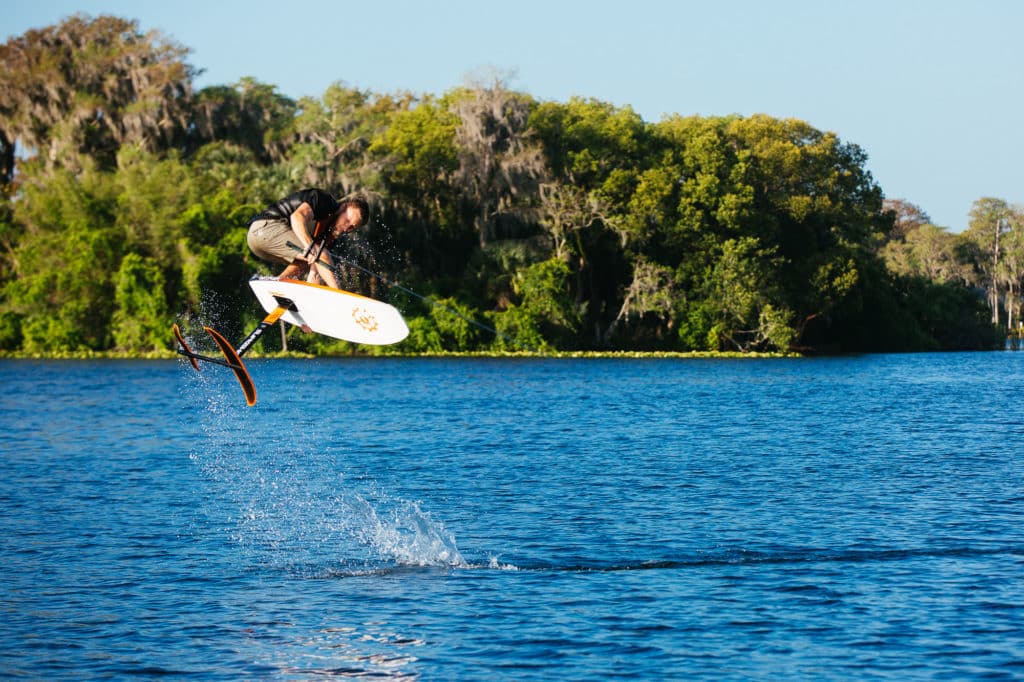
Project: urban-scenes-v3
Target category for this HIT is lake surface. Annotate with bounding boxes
[1,353,1022,679]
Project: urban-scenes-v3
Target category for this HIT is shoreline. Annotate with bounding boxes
[0,349,800,360]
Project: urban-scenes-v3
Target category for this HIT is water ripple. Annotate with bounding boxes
[2,354,1023,679]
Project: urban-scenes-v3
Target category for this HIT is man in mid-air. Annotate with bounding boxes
[247,188,369,289]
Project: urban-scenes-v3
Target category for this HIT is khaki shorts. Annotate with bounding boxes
[247,219,299,265]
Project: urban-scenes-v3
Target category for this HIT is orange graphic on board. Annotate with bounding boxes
[352,307,379,333]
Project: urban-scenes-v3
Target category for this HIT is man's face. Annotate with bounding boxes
[333,205,364,237]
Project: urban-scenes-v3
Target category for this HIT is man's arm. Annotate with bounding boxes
[289,202,317,252]
[289,201,341,288]
[312,250,340,288]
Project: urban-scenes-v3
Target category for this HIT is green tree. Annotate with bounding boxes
[450,78,547,247]
[179,227,252,342]
[538,182,612,262]
[112,253,168,350]
[998,206,1024,331]
[637,115,755,347]
[701,237,794,352]
[427,297,484,351]
[0,14,197,178]
[725,115,886,348]
[644,115,754,252]
[369,94,465,278]
[512,258,579,342]
[2,161,120,350]
[114,146,194,266]
[605,257,676,346]
[881,198,930,242]
[191,78,296,163]
[488,304,548,352]
[400,316,445,353]
[289,83,406,191]
[966,197,1012,325]
[186,142,284,232]
[882,223,964,284]
[529,98,649,343]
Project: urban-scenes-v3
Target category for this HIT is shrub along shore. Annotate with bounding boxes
[0,349,798,360]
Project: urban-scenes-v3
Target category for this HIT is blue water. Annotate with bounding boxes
[1,353,1022,679]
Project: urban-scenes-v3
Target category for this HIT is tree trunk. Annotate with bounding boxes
[993,218,1001,324]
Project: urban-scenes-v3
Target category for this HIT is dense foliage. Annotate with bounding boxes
[0,16,1009,355]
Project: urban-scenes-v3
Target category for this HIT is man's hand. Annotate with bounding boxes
[304,241,323,265]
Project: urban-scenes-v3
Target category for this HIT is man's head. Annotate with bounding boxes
[330,195,370,238]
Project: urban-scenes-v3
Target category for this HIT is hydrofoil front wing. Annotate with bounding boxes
[203,326,257,406]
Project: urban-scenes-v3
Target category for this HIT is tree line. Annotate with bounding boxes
[0,15,1012,355]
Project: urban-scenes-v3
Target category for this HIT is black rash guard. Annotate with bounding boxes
[253,189,339,225]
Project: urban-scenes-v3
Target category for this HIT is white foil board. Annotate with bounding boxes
[249,278,409,345]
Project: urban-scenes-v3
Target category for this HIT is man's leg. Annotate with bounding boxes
[277,260,308,280]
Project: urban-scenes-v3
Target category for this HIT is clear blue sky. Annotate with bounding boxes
[5,0,1022,232]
